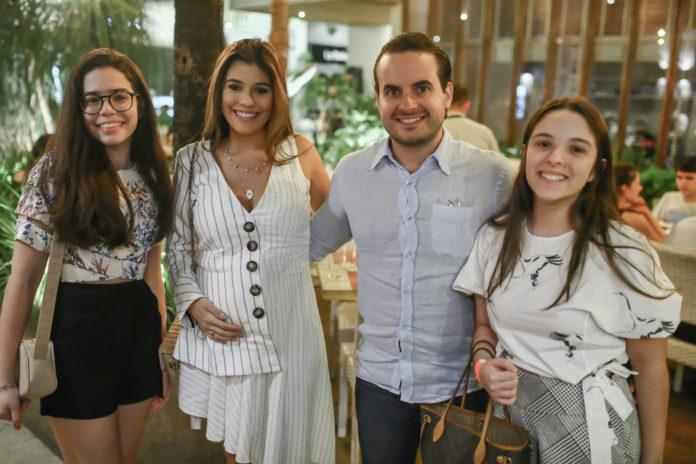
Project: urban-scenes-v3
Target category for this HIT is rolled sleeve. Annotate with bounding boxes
[309,160,352,262]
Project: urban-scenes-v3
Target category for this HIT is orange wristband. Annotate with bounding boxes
[474,359,487,383]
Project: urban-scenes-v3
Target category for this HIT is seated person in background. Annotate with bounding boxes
[663,215,696,251]
[614,163,665,242]
[443,83,500,152]
[652,156,696,224]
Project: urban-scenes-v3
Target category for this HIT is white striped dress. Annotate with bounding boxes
[166,138,335,464]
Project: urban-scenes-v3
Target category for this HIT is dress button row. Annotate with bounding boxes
[243,221,255,233]
[250,284,262,296]
[246,261,258,272]
[253,307,265,319]
[247,240,258,251]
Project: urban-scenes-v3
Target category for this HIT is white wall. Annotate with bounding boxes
[348,25,393,95]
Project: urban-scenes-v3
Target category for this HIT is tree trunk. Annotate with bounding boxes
[269,0,289,71]
[173,0,224,153]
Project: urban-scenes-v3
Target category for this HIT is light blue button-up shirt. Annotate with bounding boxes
[310,130,514,403]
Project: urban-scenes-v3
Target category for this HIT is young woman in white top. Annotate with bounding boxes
[454,97,681,463]
[0,49,173,463]
[166,39,334,464]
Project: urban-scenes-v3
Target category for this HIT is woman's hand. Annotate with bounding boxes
[151,369,170,412]
[0,387,31,430]
[187,298,244,343]
[479,358,518,405]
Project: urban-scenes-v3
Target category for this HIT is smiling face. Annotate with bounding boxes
[221,60,273,137]
[375,51,452,157]
[524,109,598,213]
[82,66,138,158]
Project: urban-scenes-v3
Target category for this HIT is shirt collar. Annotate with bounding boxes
[368,129,453,175]
[446,111,465,119]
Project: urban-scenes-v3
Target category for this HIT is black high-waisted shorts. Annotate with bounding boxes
[40,280,162,419]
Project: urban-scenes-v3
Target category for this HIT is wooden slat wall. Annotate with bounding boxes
[476,0,496,121]
[542,0,561,103]
[578,0,601,97]
[506,0,528,148]
[657,0,688,166]
[616,0,643,160]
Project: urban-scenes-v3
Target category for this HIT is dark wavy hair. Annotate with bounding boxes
[202,38,293,164]
[486,97,671,305]
[40,48,173,247]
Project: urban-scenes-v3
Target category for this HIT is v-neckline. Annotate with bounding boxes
[209,149,274,215]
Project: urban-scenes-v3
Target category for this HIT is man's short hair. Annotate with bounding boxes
[676,156,696,173]
[451,84,470,105]
[373,32,452,94]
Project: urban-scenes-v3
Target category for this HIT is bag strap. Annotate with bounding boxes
[33,237,66,359]
[474,399,494,464]
[187,143,199,271]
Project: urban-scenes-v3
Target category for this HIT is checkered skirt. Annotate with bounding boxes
[494,370,641,463]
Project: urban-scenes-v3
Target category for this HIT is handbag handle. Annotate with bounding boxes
[432,351,513,444]
[187,142,199,272]
[33,237,66,359]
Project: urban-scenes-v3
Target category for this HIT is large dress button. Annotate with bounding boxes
[253,307,265,319]
[250,284,262,296]
[243,221,255,232]
[247,240,258,251]
[246,261,258,272]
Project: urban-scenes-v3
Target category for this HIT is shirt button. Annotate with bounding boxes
[406,215,413,221]
[403,289,411,296]
[250,284,262,296]
[406,252,413,259]
[243,221,255,233]
[246,261,258,272]
[247,240,258,251]
[253,307,265,319]
[405,180,411,185]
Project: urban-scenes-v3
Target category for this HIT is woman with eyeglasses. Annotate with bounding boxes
[0,48,173,463]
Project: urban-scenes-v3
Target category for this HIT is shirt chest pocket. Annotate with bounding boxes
[430,204,478,258]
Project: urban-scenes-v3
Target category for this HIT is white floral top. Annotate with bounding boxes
[15,152,159,282]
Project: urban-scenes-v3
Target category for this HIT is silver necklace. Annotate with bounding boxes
[223,146,267,200]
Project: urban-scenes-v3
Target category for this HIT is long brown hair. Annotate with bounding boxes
[41,48,173,247]
[486,97,671,305]
[202,39,293,163]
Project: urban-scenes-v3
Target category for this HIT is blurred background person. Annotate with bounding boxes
[443,83,500,152]
[614,163,665,242]
[652,157,696,225]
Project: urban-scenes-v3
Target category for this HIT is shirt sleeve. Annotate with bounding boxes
[165,144,206,328]
[452,224,496,296]
[309,158,353,262]
[651,193,669,221]
[591,226,681,339]
[14,154,55,253]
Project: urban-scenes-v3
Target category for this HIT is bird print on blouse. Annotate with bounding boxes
[549,331,583,360]
[614,291,676,338]
[512,253,564,288]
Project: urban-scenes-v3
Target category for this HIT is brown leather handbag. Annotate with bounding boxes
[419,362,530,464]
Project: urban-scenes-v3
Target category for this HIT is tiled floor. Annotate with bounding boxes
[315,289,696,464]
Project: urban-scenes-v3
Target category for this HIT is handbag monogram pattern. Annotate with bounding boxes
[419,362,530,464]
[17,238,66,399]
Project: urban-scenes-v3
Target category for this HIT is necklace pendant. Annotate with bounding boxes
[245,189,253,200]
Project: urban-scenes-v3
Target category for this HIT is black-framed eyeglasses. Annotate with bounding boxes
[80,91,138,115]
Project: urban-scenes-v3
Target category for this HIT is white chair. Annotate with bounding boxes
[336,302,358,437]
[336,302,361,464]
[652,242,696,393]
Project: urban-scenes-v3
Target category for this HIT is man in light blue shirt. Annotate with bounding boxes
[310,32,514,464]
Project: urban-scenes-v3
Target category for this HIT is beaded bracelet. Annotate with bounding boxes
[0,383,17,392]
